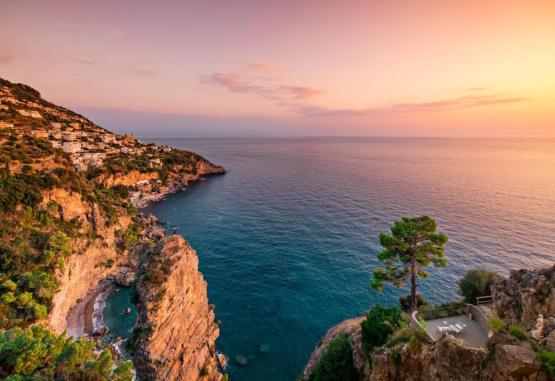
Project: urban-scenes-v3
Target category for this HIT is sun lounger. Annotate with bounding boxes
[454,322,466,332]
[437,325,451,333]
[449,325,461,333]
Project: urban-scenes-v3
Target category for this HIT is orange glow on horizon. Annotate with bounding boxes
[1,0,554,136]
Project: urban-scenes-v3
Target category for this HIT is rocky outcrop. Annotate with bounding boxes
[100,170,159,187]
[1,77,226,381]
[363,334,485,381]
[487,344,541,380]
[302,315,370,380]
[492,265,555,329]
[133,235,222,381]
[304,265,555,381]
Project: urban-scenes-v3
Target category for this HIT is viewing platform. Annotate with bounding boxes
[412,303,490,348]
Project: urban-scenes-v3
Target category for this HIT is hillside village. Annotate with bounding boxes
[0,79,223,207]
[0,81,168,170]
[0,78,226,381]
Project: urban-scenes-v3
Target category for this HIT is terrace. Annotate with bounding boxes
[412,302,490,348]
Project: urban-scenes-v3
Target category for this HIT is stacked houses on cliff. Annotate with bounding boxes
[0,82,169,172]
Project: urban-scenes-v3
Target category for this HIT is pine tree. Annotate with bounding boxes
[371,216,448,312]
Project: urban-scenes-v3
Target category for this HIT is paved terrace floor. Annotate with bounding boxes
[425,315,488,347]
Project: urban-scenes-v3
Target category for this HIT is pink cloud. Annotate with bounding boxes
[246,61,278,72]
[295,94,527,117]
[202,71,322,102]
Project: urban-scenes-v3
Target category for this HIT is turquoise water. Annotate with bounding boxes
[140,138,555,381]
[103,286,137,342]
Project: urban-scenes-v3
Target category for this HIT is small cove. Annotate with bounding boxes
[100,286,138,353]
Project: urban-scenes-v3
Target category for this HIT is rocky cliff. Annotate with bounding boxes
[492,265,555,329]
[0,77,224,380]
[303,265,555,381]
[133,235,222,381]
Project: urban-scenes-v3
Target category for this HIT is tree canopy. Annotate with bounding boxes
[459,269,501,304]
[0,325,133,380]
[371,216,448,311]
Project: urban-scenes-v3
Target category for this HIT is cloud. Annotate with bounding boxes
[295,94,527,117]
[245,61,277,72]
[465,86,489,92]
[122,65,161,78]
[66,56,96,66]
[202,71,322,102]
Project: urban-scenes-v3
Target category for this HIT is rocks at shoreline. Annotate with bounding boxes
[114,267,137,287]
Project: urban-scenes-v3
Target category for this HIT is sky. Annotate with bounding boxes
[1,0,554,137]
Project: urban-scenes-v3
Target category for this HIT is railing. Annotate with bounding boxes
[466,303,489,334]
[411,310,435,341]
[476,295,493,305]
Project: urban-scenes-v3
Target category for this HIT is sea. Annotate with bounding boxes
[105,137,555,381]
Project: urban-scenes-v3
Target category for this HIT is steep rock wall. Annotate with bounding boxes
[45,188,131,333]
[134,235,222,381]
[492,265,555,329]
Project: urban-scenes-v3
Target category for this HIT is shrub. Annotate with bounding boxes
[508,324,528,341]
[360,305,402,354]
[418,301,466,320]
[459,269,501,304]
[399,294,427,312]
[0,325,132,380]
[537,349,555,378]
[387,326,430,351]
[309,334,359,381]
[110,184,130,199]
[487,316,505,333]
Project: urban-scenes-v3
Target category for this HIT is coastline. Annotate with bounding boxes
[66,280,113,338]
[64,169,226,340]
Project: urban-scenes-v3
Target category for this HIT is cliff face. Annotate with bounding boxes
[302,316,370,380]
[133,235,222,381]
[303,265,555,381]
[368,335,488,381]
[0,77,225,380]
[492,265,555,329]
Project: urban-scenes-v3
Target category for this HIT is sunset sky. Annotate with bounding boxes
[1,0,554,137]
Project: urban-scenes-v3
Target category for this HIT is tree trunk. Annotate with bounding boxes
[411,252,418,312]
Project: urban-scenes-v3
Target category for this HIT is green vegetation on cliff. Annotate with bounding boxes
[0,325,132,380]
[0,77,224,381]
[458,269,501,304]
[361,305,402,355]
[308,334,359,381]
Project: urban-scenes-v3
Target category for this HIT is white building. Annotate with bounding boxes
[62,141,81,153]
[62,132,78,141]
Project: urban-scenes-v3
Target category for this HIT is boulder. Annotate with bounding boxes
[493,344,541,379]
[544,330,555,352]
[235,355,248,366]
[92,326,109,337]
[259,344,271,353]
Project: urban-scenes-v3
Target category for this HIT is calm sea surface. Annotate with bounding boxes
[136,138,555,381]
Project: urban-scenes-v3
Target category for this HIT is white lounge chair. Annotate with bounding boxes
[454,321,467,332]
[449,325,461,333]
[437,325,451,333]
